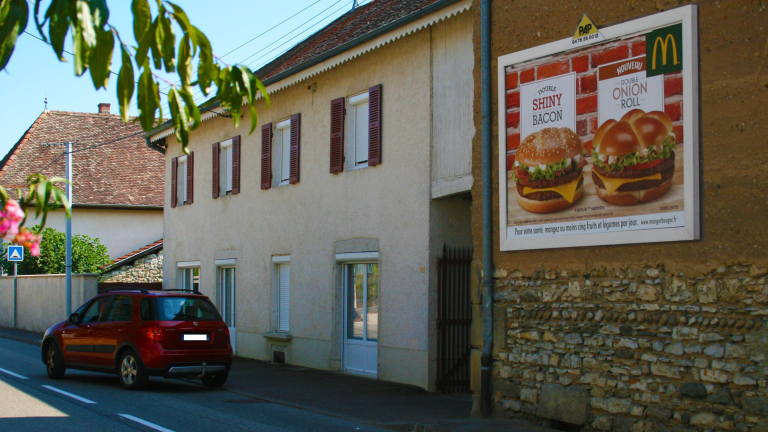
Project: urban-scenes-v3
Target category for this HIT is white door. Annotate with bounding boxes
[343,263,378,376]
[220,267,236,355]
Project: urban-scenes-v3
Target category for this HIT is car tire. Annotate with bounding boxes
[45,343,66,379]
[118,349,148,390]
[201,370,229,388]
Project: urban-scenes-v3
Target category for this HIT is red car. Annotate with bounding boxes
[41,288,233,390]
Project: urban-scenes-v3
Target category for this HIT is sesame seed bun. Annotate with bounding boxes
[516,127,583,166]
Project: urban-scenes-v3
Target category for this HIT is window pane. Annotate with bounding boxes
[156,297,221,321]
[281,128,291,182]
[183,268,190,291]
[220,146,230,194]
[347,264,365,340]
[140,298,154,320]
[81,296,111,323]
[103,295,133,322]
[366,264,378,342]
[224,268,234,327]
[178,161,187,204]
[192,268,200,292]
[354,102,369,164]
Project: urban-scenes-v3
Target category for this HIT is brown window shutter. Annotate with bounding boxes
[261,124,272,190]
[171,157,178,208]
[186,151,194,204]
[232,135,241,194]
[289,114,301,184]
[330,97,345,173]
[368,84,382,166]
[212,142,220,199]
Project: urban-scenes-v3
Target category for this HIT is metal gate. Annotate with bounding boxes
[436,244,473,393]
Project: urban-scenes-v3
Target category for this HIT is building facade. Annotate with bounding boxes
[469,0,768,430]
[150,0,474,390]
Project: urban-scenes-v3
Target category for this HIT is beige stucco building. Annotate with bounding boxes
[148,0,474,390]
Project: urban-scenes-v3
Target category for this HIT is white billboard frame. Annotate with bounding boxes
[497,4,700,252]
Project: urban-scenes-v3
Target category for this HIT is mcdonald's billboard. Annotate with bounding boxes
[497,5,701,251]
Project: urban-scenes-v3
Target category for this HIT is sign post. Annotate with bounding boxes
[8,245,23,329]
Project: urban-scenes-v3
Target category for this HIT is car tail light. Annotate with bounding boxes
[142,324,163,341]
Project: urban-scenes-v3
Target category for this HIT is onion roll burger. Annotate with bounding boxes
[591,109,676,205]
[512,127,587,213]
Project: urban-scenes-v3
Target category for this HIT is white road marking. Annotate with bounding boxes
[41,385,96,404]
[119,414,176,432]
[0,367,28,379]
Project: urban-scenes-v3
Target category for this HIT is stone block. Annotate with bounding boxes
[592,397,631,414]
[725,343,747,359]
[651,363,681,379]
[493,381,520,399]
[679,382,707,400]
[647,406,673,420]
[743,397,768,416]
[493,304,507,354]
[520,387,537,403]
[691,412,717,428]
[592,416,613,430]
[700,369,730,383]
[704,344,725,358]
[708,386,734,405]
[535,383,591,425]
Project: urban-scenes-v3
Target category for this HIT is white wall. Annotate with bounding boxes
[27,208,163,259]
[0,274,99,332]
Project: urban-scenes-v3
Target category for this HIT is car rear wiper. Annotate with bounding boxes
[173,313,199,320]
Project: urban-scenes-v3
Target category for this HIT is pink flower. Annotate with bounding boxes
[0,214,20,241]
[4,200,25,222]
[13,229,41,257]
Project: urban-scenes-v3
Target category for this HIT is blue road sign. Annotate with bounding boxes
[8,246,23,262]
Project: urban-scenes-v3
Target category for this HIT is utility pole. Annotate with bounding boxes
[65,141,72,316]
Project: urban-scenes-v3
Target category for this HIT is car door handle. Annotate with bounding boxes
[117,329,126,333]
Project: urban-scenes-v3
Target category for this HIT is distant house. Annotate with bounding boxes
[0,103,164,260]
[147,0,474,390]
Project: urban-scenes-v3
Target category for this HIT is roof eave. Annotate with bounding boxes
[102,242,163,272]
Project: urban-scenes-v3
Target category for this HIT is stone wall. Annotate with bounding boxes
[100,251,163,283]
[490,263,768,431]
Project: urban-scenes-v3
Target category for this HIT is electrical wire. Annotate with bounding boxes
[22,31,168,96]
[36,130,147,174]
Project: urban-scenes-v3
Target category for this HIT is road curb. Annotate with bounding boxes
[0,333,42,347]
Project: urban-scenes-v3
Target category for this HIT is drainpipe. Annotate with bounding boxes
[480,0,493,418]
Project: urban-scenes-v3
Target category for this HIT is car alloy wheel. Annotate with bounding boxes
[121,355,138,385]
[45,344,65,379]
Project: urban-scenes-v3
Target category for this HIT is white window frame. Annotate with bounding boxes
[177,155,188,205]
[346,92,370,171]
[220,139,233,196]
[177,261,200,292]
[272,255,291,333]
[273,119,292,187]
[217,264,236,329]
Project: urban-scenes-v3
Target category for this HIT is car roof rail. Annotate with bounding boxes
[162,289,202,294]
[101,287,150,294]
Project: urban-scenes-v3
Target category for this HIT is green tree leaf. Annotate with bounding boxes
[117,47,134,122]
[137,63,159,130]
[0,0,29,71]
[88,26,114,89]
[131,0,150,44]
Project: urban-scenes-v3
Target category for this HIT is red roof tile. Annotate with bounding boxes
[256,0,445,81]
[0,110,163,207]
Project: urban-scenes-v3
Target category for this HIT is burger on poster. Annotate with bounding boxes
[512,127,587,213]
[591,109,676,205]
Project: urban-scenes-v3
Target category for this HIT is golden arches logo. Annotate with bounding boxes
[651,34,679,70]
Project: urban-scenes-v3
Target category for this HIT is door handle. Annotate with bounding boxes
[117,329,126,333]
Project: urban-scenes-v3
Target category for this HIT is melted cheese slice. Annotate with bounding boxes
[523,173,583,203]
[592,170,662,196]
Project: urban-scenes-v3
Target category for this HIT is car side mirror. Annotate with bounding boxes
[68,313,80,325]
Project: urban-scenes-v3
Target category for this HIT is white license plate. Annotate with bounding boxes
[183,334,208,341]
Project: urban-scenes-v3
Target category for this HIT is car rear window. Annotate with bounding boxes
[155,297,221,321]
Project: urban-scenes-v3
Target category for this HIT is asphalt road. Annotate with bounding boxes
[0,338,389,432]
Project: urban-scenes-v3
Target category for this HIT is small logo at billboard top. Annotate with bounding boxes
[646,23,683,77]
[8,246,23,262]
[571,14,604,48]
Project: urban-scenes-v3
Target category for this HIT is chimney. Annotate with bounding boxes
[98,103,111,114]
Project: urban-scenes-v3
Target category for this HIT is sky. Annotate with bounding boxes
[0,0,368,158]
